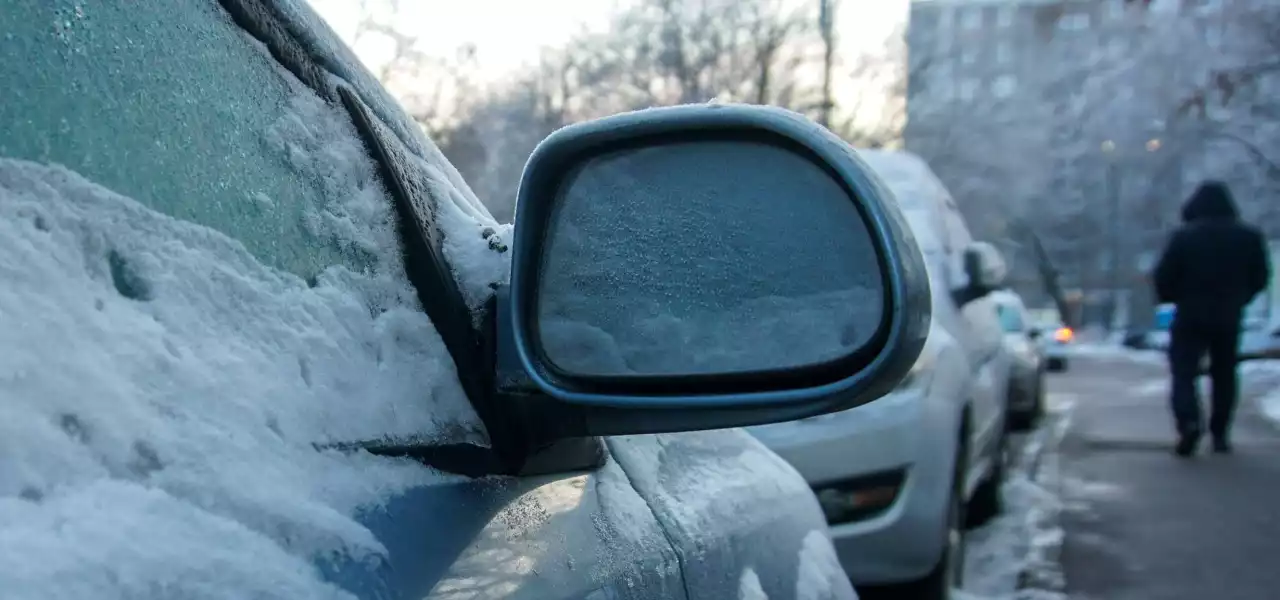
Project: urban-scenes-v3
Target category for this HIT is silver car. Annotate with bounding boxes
[991,290,1048,431]
[749,150,1014,600]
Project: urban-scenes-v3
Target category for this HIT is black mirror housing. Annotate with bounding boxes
[499,104,931,440]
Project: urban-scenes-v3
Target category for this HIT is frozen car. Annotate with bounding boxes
[749,150,1014,600]
[991,290,1047,431]
[0,2,933,598]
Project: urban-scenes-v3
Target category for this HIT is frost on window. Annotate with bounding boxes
[536,140,886,377]
[0,2,486,597]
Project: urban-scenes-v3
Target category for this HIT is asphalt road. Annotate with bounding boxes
[1054,352,1280,600]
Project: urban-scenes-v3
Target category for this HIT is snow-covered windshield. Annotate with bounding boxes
[1,4,496,596]
[536,139,887,376]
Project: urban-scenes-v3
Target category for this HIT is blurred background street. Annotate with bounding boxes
[1056,350,1280,600]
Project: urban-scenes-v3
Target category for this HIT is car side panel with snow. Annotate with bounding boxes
[749,150,1015,599]
[2,1,931,599]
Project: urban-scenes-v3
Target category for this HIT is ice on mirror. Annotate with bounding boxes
[536,139,885,377]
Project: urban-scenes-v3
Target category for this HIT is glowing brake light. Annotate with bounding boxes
[1054,327,1074,343]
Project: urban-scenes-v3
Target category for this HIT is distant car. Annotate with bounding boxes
[750,149,1014,600]
[991,291,1047,431]
[1028,308,1073,372]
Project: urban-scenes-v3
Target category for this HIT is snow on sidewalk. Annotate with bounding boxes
[955,399,1073,600]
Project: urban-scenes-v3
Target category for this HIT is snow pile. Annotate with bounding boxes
[1259,389,1280,428]
[1242,360,1280,426]
[958,473,1067,600]
[540,287,883,376]
[958,406,1071,600]
[0,85,495,597]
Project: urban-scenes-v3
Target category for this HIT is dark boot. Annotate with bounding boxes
[1212,435,1233,454]
[1175,425,1202,458]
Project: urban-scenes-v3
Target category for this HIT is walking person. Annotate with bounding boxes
[1153,180,1271,457]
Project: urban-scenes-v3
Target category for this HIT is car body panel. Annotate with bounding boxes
[1,2,856,599]
[610,431,858,599]
[749,149,1011,587]
[991,291,1044,415]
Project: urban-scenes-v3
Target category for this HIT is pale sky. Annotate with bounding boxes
[308,0,907,85]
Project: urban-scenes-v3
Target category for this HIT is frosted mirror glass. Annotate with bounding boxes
[536,139,887,377]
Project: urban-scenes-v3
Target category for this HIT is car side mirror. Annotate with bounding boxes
[951,241,1007,307]
[497,104,931,443]
[964,241,1007,292]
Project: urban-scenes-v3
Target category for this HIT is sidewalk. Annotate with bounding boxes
[1056,354,1280,600]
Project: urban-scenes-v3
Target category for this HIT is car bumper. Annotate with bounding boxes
[747,391,954,584]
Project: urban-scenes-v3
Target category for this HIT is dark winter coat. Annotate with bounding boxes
[1153,181,1271,331]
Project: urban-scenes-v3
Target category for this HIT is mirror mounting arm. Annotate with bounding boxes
[473,287,607,477]
[950,284,988,308]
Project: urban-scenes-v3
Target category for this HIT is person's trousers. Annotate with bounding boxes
[1168,322,1241,439]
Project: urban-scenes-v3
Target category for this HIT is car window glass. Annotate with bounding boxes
[1,2,379,279]
[996,304,1025,332]
[3,6,487,594]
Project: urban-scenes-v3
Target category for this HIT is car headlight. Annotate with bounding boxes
[814,469,908,525]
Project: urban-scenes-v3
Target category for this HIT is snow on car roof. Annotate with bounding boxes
[854,149,950,213]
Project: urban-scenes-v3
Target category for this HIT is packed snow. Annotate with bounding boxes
[0,79,509,597]
[954,396,1072,600]
[1242,360,1280,427]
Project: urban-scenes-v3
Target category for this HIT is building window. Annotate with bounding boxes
[960,47,978,66]
[1058,13,1090,31]
[960,8,982,30]
[1108,37,1127,59]
[959,79,978,101]
[995,40,1013,64]
[992,75,1018,98]
[939,7,954,31]
[1194,0,1222,15]
[1108,0,1128,20]
[1205,22,1222,49]
[997,6,1015,27]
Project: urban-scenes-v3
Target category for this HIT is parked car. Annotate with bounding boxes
[1028,307,1073,371]
[991,290,1047,431]
[1,3,933,598]
[749,149,1013,600]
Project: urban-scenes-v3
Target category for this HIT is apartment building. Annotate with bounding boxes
[903,0,1258,303]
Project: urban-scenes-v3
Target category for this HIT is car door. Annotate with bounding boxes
[936,198,1005,481]
[1,3,682,599]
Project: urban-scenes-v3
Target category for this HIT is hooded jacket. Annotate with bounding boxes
[1154,181,1271,329]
